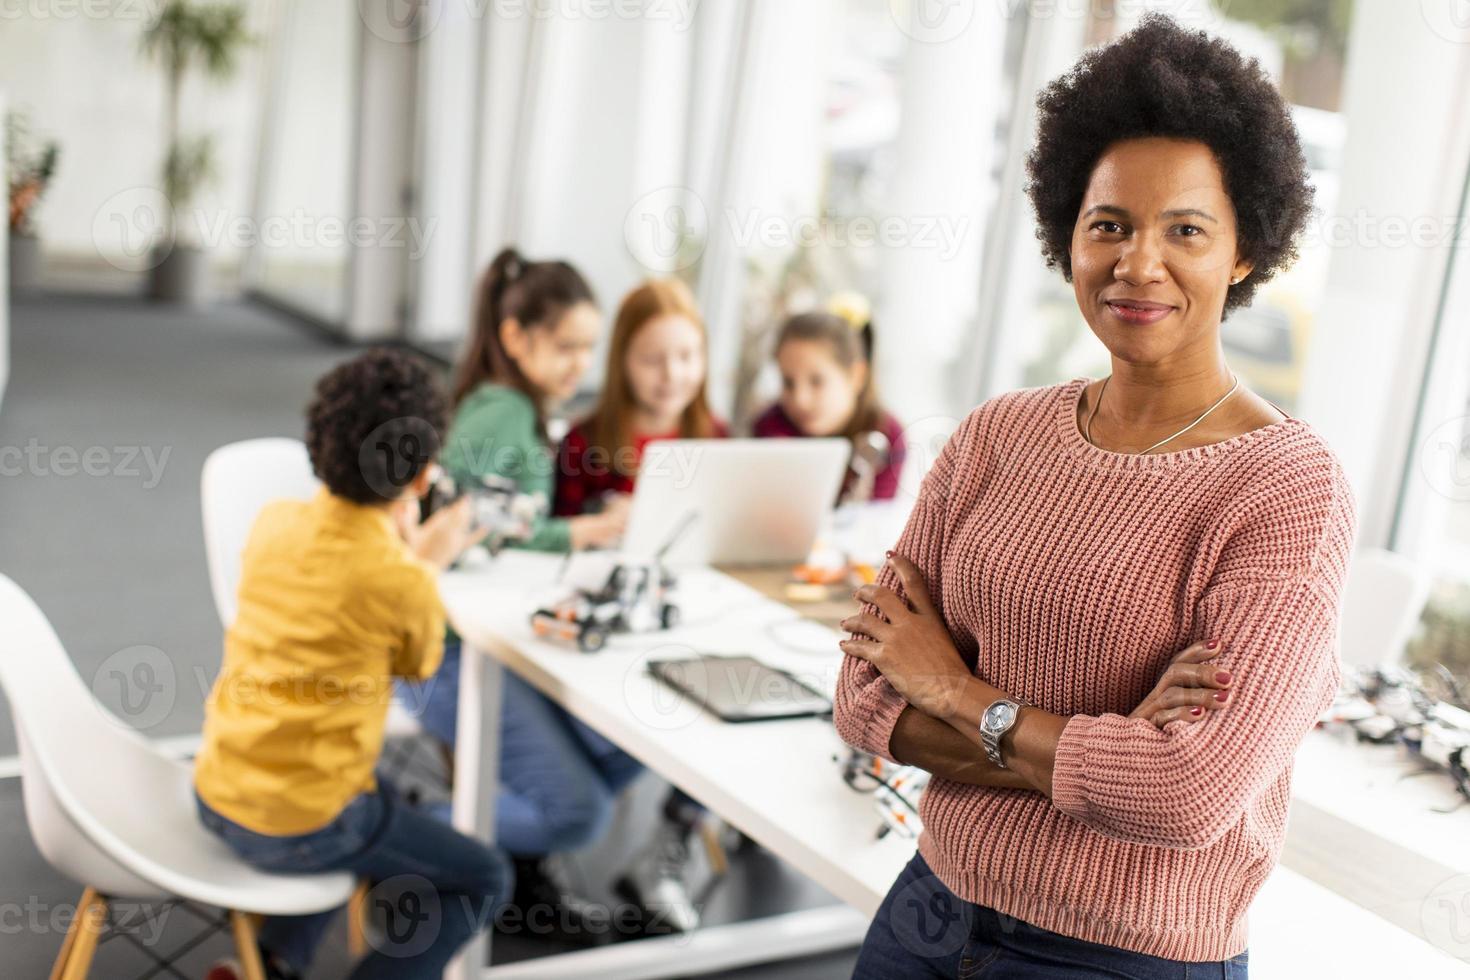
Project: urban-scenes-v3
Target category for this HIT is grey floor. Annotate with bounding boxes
[0,293,858,978]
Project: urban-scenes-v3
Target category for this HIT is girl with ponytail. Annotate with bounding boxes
[443,247,626,550]
[410,249,656,947]
[752,293,907,502]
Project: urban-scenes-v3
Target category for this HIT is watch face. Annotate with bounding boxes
[984,701,1015,732]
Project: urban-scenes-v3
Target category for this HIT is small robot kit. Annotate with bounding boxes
[837,747,929,840]
[530,514,695,653]
[423,469,546,555]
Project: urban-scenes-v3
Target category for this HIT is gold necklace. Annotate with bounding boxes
[1085,374,1241,455]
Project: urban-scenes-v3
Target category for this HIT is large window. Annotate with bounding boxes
[248,1,356,322]
[991,3,1356,413]
[1399,159,1470,686]
[722,0,1019,429]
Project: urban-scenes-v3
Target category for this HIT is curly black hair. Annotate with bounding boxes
[305,347,447,505]
[1024,13,1313,314]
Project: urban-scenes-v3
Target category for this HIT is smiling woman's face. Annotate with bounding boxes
[1070,137,1253,366]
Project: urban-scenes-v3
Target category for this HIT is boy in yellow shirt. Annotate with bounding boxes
[194,349,504,980]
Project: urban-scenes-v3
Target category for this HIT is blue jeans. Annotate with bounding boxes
[196,782,511,980]
[398,642,650,854]
[854,852,1250,979]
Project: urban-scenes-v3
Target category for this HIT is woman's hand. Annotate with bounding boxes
[1129,640,1235,728]
[839,553,973,721]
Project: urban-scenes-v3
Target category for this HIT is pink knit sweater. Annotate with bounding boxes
[834,376,1357,962]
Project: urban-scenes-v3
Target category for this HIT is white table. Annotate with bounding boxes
[440,551,915,979]
[438,551,1470,979]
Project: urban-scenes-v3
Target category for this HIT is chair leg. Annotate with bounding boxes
[230,910,268,980]
[47,887,88,980]
[347,879,370,958]
[57,888,107,980]
[699,820,730,877]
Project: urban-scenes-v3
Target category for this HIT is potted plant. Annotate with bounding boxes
[140,0,250,305]
[6,112,60,295]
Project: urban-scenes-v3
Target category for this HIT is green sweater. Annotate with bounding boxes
[442,383,572,553]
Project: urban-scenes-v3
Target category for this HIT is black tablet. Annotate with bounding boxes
[646,654,833,723]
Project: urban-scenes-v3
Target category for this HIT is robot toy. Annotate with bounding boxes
[529,513,695,653]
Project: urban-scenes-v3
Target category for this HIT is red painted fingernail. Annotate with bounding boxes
[1205,639,1219,649]
[1216,671,1232,684]
[1190,706,1203,716]
[885,550,894,558]
[1215,690,1229,702]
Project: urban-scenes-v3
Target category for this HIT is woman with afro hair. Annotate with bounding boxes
[835,14,1351,977]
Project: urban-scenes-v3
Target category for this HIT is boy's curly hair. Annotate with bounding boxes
[305,348,446,504]
[1025,13,1314,314]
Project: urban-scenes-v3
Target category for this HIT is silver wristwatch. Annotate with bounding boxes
[980,697,1031,769]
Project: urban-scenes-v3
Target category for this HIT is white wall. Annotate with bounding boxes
[0,1,271,272]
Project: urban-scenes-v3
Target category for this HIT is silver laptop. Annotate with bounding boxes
[622,438,849,565]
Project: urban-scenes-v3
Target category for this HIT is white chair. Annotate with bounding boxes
[200,438,433,959]
[1338,546,1432,670]
[201,437,424,739]
[0,574,356,980]
[201,437,319,627]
